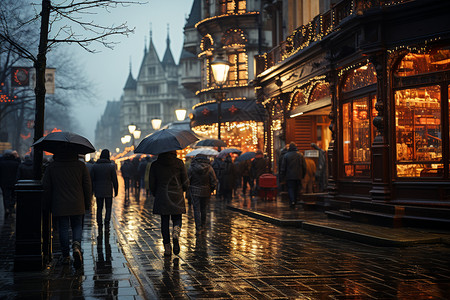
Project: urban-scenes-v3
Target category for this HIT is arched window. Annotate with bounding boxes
[200,34,214,52]
[340,63,377,178]
[309,82,330,103]
[289,90,306,111]
[222,29,247,48]
[395,49,450,77]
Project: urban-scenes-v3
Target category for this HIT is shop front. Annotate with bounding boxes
[255,0,450,226]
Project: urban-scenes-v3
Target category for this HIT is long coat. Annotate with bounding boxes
[280,146,306,181]
[42,153,92,217]
[149,152,189,215]
[220,156,236,191]
[90,158,118,198]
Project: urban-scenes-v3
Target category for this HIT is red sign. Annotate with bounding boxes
[11,67,30,87]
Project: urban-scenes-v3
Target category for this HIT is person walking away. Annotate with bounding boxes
[188,154,217,234]
[250,150,268,196]
[220,154,236,202]
[280,142,306,208]
[277,145,288,194]
[149,151,189,257]
[211,157,224,198]
[240,158,253,196]
[138,156,150,194]
[120,159,132,197]
[311,143,328,192]
[90,149,118,234]
[0,150,20,217]
[42,151,92,268]
[16,154,34,180]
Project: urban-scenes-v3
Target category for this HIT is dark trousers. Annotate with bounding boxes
[286,179,301,205]
[1,186,15,212]
[57,215,83,257]
[192,195,209,230]
[242,176,253,194]
[96,197,112,228]
[161,214,182,244]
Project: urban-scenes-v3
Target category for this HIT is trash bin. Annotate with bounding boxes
[14,180,48,271]
[258,173,277,200]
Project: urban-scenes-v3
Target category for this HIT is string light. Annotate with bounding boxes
[195,11,260,29]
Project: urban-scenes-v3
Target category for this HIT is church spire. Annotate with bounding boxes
[166,23,170,48]
[162,23,175,66]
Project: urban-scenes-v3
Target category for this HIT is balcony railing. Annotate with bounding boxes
[255,0,412,75]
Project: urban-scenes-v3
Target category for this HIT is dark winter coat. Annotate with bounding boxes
[150,152,189,215]
[188,156,217,198]
[280,145,306,181]
[16,157,34,180]
[0,154,20,188]
[220,156,236,191]
[120,160,133,179]
[42,152,92,217]
[90,158,118,198]
[251,156,268,180]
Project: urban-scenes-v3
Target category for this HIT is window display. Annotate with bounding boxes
[395,85,442,177]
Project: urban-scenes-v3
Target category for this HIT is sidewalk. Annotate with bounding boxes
[227,192,450,247]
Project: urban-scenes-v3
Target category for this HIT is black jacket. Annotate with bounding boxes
[188,156,217,197]
[280,146,306,181]
[150,152,189,215]
[0,154,20,187]
[90,158,118,198]
[16,158,33,180]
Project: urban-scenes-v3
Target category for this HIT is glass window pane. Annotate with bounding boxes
[342,64,377,92]
[353,97,370,163]
[395,50,450,77]
[395,85,442,177]
[343,102,351,164]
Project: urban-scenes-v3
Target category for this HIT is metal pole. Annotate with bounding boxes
[217,93,222,141]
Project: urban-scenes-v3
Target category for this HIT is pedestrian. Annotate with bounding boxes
[250,150,268,196]
[42,151,92,268]
[219,154,236,202]
[138,156,150,193]
[280,142,306,208]
[239,158,253,196]
[131,155,140,191]
[16,154,34,180]
[90,149,118,234]
[311,143,328,192]
[188,154,217,234]
[277,144,289,194]
[211,156,224,198]
[0,150,20,217]
[149,151,189,257]
[120,159,133,197]
[85,158,95,173]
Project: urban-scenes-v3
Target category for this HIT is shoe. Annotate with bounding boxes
[172,226,181,255]
[72,242,83,269]
[163,243,172,257]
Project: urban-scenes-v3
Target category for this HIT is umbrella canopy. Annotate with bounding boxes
[235,151,256,162]
[134,128,198,155]
[186,148,219,158]
[217,148,242,158]
[195,138,227,147]
[32,131,95,154]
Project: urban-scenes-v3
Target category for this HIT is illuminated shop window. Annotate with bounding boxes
[309,82,331,103]
[395,86,443,177]
[226,50,248,86]
[342,64,377,92]
[219,0,246,14]
[395,50,450,77]
[290,91,306,110]
[342,96,376,177]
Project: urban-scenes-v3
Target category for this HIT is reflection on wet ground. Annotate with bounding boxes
[113,183,450,299]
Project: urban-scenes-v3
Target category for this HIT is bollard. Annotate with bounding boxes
[14,180,51,271]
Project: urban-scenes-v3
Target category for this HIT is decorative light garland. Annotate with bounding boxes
[195,11,260,29]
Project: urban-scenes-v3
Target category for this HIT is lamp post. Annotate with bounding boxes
[210,54,231,142]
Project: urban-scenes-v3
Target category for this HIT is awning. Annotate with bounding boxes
[190,99,267,127]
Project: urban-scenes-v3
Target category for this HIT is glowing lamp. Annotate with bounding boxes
[133,129,141,139]
[211,55,231,86]
[124,135,131,143]
[175,108,187,121]
[128,124,136,134]
[151,118,162,130]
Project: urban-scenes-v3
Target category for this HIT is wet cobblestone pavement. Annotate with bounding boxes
[1,178,450,299]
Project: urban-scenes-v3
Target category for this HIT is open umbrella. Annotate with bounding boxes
[195,138,227,147]
[235,151,256,162]
[32,131,95,154]
[217,148,242,158]
[134,128,198,155]
[186,148,219,157]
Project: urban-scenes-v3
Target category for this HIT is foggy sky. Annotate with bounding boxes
[69,0,194,144]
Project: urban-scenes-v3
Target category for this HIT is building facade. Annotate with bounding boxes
[255,0,450,227]
[94,100,121,152]
[189,0,271,152]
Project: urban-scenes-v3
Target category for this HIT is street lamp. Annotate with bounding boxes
[210,53,231,141]
[175,108,187,121]
[128,124,139,148]
[151,118,162,130]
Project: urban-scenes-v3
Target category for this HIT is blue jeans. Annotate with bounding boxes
[96,197,112,228]
[286,179,301,205]
[57,215,83,257]
[161,214,182,244]
[192,196,209,230]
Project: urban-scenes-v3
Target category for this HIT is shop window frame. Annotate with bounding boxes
[339,84,377,179]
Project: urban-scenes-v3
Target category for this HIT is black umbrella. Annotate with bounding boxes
[32,131,95,154]
[195,138,227,147]
[235,151,256,162]
[134,128,199,155]
[217,148,242,158]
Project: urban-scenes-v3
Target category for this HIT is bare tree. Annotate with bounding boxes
[0,0,145,178]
